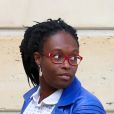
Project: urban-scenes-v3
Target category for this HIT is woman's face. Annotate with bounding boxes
[35,31,79,89]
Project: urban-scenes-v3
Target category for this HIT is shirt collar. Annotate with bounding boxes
[31,86,63,105]
[43,89,63,105]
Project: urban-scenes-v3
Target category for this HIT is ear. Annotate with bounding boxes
[33,52,41,65]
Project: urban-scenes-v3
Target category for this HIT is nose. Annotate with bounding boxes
[63,59,70,69]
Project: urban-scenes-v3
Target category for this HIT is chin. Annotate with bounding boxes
[55,81,72,89]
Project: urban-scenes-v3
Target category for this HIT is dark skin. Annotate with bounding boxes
[34,31,79,102]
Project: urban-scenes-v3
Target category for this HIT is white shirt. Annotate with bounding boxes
[23,87,63,114]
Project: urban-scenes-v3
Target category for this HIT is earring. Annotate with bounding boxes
[39,65,42,77]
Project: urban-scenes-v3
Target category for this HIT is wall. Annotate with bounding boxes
[0,0,114,28]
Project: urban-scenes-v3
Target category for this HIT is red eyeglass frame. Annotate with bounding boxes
[41,52,83,66]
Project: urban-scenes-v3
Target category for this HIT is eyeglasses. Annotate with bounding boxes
[41,51,83,66]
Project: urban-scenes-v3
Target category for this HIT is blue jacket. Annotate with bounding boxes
[21,77,106,114]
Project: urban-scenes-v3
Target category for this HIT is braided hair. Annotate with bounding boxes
[20,18,79,86]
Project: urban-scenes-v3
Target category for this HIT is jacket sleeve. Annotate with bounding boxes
[73,105,106,114]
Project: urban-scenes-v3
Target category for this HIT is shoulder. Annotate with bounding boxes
[73,87,106,114]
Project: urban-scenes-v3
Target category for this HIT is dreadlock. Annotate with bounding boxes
[20,18,79,86]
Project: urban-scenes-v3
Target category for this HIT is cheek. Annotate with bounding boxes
[41,59,57,78]
[71,66,78,75]
[41,63,59,87]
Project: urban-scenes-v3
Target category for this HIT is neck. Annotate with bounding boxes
[39,76,57,103]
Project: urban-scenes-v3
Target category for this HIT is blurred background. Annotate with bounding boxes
[0,0,114,113]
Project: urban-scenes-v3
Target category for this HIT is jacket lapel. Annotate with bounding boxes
[21,86,38,114]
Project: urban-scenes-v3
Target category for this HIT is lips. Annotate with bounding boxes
[58,73,71,81]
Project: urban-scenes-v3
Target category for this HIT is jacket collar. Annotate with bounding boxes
[57,77,81,107]
[23,85,38,101]
[23,76,81,106]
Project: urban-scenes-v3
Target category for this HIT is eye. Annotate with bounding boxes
[54,54,59,59]
[52,53,63,61]
[70,56,74,60]
[70,56,77,61]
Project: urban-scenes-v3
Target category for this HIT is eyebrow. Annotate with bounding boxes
[50,48,79,53]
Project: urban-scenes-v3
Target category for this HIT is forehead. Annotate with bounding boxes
[43,31,79,53]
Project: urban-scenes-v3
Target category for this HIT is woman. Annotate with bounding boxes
[20,19,106,114]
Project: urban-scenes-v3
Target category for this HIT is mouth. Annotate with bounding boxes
[57,73,71,81]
